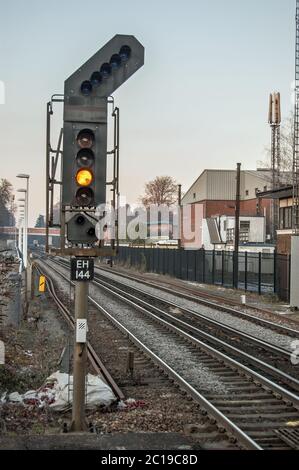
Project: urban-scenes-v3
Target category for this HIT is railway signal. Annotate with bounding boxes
[62,35,144,249]
[45,34,145,433]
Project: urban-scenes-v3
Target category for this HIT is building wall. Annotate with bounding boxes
[204,199,271,237]
[222,216,265,243]
[243,172,270,200]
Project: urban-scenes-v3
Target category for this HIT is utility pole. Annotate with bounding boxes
[233,163,241,289]
[268,92,281,242]
[178,184,182,250]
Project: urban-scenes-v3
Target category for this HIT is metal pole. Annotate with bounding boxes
[273,249,277,294]
[245,251,248,291]
[25,179,29,268]
[22,209,26,267]
[233,163,241,289]
[178,184,182,250]
[18,223,22,252]
[258,252,262,295]
[212,249,215,285]
[70,281,89,432]
[46,102,51,253]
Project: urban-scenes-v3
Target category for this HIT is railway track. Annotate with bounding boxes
[96,264,299,336]
[37,257,299,450]
[92,272,299,390]
[52,257,299,390]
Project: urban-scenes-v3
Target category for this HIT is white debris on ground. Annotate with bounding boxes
[1,371,116,411]
[117,398,147,411]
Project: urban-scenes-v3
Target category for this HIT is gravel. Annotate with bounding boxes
[95,268,297,353]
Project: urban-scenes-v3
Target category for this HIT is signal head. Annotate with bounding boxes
[80,80,92,96]
[90,71,102,86]
[76,129,95,149]
[100,63,112,78]
[76,148,94,168]
[87,227,95,236]
[76,215,85,225]
[119,45,131,62]
[110,54,121,69]
[75,187,94,206]
[76,168,93,187]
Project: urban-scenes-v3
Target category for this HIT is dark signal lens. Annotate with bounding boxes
[77,129,95,149]
[90,71,102,86]
[80,80,92,95]
[76,187,94,206]
[119,45,131,62]
[76,215,85,225]
[110,54,121,69]
[100,63,112,78]
[87,227,95,236]
[76,148,94,167]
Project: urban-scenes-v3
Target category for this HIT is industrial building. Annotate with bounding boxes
[181,169,274,250]
[258,185,294,254]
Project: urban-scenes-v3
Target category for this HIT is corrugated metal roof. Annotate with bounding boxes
[182,169,290,204]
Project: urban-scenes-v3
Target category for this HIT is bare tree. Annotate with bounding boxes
[258,112,293,180]
[141,176,178,206]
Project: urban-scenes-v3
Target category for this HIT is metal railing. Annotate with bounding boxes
[115,247,290,302]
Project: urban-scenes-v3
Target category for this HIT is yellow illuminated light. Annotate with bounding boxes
[76,169,93,186]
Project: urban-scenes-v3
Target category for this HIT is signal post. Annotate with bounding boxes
[46,35,144,431]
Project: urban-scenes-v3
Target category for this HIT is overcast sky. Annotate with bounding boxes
[0,0,295,225]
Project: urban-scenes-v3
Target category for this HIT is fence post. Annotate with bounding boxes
[156,247,160,274]
[258,252,262,295]
[212,250,215,285]
[221,251,224,285]
[273,250,277,294]
[180,249,183,279]
[245,251,248,291]
[233,250,239,289]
